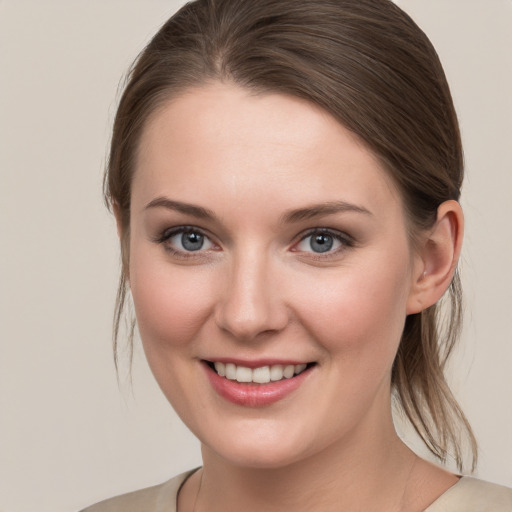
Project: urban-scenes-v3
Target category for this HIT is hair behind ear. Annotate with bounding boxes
[393,201,476,472]
[111,202,134,375]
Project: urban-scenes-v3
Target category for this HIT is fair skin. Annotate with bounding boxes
[121,83,463,511]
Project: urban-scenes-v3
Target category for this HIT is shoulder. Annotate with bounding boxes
[79,470,195,512]
[426,477,512,512]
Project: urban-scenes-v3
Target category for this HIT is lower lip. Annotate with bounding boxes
[203,362,313,407]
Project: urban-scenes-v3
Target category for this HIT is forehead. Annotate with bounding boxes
[133,83,402,220]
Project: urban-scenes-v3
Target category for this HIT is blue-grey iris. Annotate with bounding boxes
[182,232,204,251]
[310,233,333,253]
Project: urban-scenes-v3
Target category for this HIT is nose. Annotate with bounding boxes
[214,251,289,341]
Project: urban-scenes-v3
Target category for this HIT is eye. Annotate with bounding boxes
[294,229,352,255]
[158,226,216,254]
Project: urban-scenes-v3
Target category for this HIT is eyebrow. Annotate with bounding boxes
[281,201,372,223]
[144,197,371,224]
[144,197,218,220]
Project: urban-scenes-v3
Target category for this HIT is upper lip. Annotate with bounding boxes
[202,358,314,369]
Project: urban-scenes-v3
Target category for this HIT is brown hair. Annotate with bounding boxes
[106,0,476,470]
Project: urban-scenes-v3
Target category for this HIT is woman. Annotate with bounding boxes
[83,0,512,510]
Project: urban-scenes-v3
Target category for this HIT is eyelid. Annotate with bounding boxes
[156,225,199,241]
[291,227,355,255]
[152,225,354,260]
[153,225,220,256]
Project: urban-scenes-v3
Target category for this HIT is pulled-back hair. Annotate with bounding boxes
[106,0,476,471]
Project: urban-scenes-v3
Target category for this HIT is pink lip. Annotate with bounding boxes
[202,361,314,407]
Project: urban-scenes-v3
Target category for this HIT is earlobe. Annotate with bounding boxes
[406,200,464,315]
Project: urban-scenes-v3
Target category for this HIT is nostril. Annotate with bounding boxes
[214,296,290,341]
[213,262,289,340]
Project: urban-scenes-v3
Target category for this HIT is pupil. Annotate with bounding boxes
[182,232,204,251]
[311,234,333,253]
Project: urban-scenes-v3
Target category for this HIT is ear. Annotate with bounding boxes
[406,200,464,314]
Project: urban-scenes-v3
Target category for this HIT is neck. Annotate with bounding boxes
[196,415,415,512]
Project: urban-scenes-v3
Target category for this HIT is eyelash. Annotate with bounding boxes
[154,226,217,259]
[154,226,355,259]
[292,228,355,259]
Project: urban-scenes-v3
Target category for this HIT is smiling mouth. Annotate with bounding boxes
[205,361,315,384]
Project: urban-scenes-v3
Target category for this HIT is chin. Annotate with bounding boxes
[210,442,307,470]
[198,418,326,470]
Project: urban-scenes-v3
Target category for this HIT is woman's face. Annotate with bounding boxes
[128,83,422,468]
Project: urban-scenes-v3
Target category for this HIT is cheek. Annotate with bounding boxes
[129,249,216,351]
[291,260,411,362]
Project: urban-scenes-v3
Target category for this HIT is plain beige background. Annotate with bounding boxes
[0,1,511,511]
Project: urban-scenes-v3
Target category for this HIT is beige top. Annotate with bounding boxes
[81,470,512,512]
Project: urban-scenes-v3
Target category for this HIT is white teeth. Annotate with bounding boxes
[225,363,237,380]
[252,366,270,384]
[214,362,226,377]
[295,363,307,373]
[235,366,253,383]
[270,365,284,381]
[212,362,309,383]
[283,365,295,379]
